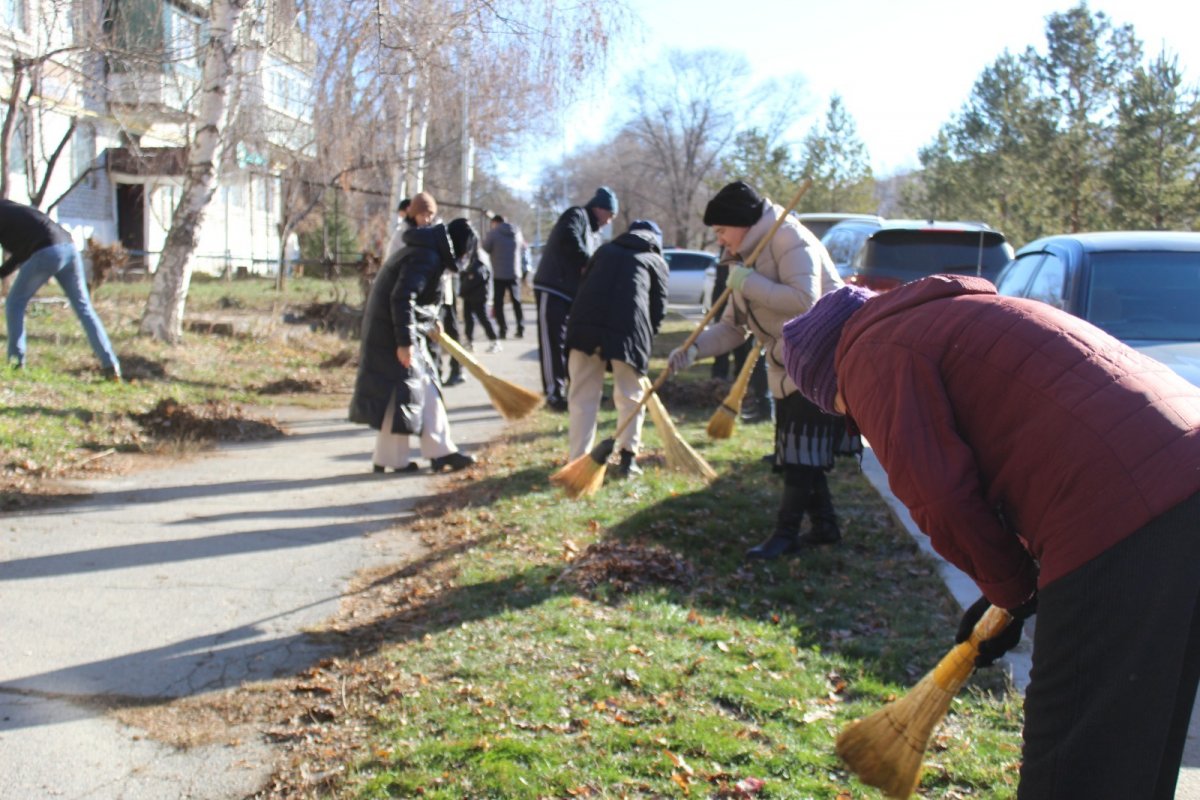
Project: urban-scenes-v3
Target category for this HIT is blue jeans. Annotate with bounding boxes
[5,242,120,371]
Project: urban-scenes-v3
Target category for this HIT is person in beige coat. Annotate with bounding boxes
[669,181,856,559]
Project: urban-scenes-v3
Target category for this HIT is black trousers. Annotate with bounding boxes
[536,290,571,405]
[493,279,524,336]
[1019,491,1200,799]
[462,296,497,344]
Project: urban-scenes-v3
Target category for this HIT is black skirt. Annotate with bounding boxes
[772,391,861,470]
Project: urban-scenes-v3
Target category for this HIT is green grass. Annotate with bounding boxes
[0,274,358,503]
[309,318,1025,799]
[2,281,1025,796]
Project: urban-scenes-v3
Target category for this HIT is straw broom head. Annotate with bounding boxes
[550,438,614,498]
[835,605,1013,798]
[706,346,762,440]
[435,331,543,420]
[643,380,718,480]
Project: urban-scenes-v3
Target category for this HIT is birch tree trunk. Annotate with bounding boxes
[139,0,248,342]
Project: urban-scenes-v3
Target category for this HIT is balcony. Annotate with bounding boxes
[107,67,197,124]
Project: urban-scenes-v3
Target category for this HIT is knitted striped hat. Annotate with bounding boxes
[781,285,876,415]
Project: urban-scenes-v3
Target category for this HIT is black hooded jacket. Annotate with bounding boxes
[565,229,669,374]
[348,224,456,433]
[532,205,602,300]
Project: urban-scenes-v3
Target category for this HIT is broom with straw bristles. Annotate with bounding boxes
[835,604,1014,798]
[551,179,814,497]
[705,344,762,439]
[431,329,544,420]
[642,377,718,479]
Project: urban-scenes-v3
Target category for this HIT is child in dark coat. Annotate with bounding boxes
[448,218,500,353]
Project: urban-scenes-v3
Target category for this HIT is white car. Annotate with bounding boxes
[662,248,718,307]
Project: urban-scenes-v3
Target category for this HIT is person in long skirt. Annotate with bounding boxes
[668,181,853,559]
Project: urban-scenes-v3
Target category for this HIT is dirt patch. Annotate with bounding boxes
[131,398,286,444]
[657,376,732,410]
[120,353,170,381]
[256,377,329,395]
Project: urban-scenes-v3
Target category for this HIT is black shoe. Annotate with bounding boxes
[745,531,801,560]
[797,520,841,547]
[431,451,475,472]
[444,371,466,386]
[514,327,524,339]
[546,397,568,413]
[616,449,642,479]
[374,463,420,474]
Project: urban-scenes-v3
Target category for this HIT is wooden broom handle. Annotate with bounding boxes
[610,178,814,441]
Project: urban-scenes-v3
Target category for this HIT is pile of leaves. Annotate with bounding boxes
[131,398,286,444]
[556,539,699,599]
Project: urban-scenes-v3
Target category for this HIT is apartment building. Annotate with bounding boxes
[0,0,314,276]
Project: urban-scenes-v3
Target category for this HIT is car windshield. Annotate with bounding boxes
[1086,251,1200,342]
[665,252,712,271]
[861,230,1011,277]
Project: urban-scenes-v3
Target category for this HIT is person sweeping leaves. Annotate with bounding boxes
[781,276,1200,799]
[349,199,474,475]
[564,219,669,479]
[668,181,851,560]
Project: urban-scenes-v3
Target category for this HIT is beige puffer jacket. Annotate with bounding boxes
[693,200,843,398]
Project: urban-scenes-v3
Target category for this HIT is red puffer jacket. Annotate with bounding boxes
[836,275,1200,608]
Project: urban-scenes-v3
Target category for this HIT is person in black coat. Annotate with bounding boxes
[448,218,500,352]
[532,186,618,411]
[0,199,121,378]
[564,219,668,478]
[348,217,474,474]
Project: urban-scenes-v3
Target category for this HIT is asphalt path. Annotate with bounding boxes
[2,303,1196,797]
[0,332,544,799]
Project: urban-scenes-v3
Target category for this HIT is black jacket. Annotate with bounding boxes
[0,200,74,278]
[565,229,669,374]
[458,249,492,305]
[348,225,455,434]
[532,205,602,300]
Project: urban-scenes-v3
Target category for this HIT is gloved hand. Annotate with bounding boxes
[668,344,699,374]
[726,263,754,292]
[955,593,1038,668]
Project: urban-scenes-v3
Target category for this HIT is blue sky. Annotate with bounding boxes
[495,0,1198,191]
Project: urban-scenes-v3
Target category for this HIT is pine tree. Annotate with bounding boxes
[1107,52,1200,230]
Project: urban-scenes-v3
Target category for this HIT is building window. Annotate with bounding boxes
[266,57,310,119]
[1,0,26,32]
[163,3,203,79]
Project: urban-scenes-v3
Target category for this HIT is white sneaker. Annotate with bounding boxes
[487,341,502,353]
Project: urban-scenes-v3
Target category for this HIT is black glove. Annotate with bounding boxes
[955,593,1038,668]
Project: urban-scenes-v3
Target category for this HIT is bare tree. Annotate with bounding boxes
[608,49,810,249]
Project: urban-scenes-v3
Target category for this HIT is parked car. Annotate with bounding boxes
[662,248,718,307]
[848,219,1014,292]
[821,217,884,279]
[993,231,1200,388]
[795,212,883,240]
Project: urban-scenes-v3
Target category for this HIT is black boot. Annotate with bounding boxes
[444,361,466,386]
[746,469,812,560]
[798,469,841,546]
[616,449,642,479]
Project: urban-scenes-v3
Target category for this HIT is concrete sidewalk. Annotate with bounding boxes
[0,332,544,799]
[860,446,1200,799]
